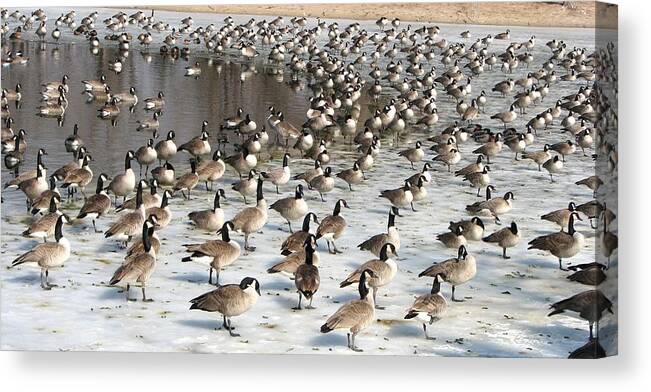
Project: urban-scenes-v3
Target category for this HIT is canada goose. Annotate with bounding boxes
[404,276,447,340]
[30,176,60,215]
[528,212,584,270]
[575,175,603,198]
[4,148,47,189]
[182,221,241,285]
[151,162,175,187]
[465,186,514,224]
[63,124,84,154]
[113,87,138,107]
[136,112,160,132]
[195,150,225,191]
[505,133,527,160]
[97,98,119,119]
[81,74,107,92]
[379,180,414,215]
[548,290,613,339]
[464,165,491,196]
[293,239,320,310]
[231,178,268,251]
[336,162,364,191]
[492,78,514,97]
[152,131,177,165]
[541,201,577,232]
[454,155,484,177]
[173,160,199,200]
[448,217,485,241]
[225,146,257,178]
[354,144,375,179]
[418,245,476,302]
[599,207,618,269]
[146,190,172,229]
[483,221,521,259]
[144,91,165,110]
[270,184,308,233]
[189,189,226,232]
[398,141,424,169]
[293,160,323,187]
[18,164,49,206]
[135,138,157,178]
[52,146,86,182]
[108,151,136,205]
[105,180,146,247]
[117,179,162,212]
[358,207,400,256]
[495,29,510,40]
[42,74,69,94]
[232,169,259,204]
[340,243,398,309]
[261,152,291,194]
[309,166,335,202]
[77,173,111,233]
[185,61,201,77]
[61,154,94,200]
[568,338,607,359]
[268,234,321,276]
[3,83,22,102]
[316,199,350,254]
[550,140,576,162]
[542,155,563,183]
[280,212,319,255]
[11,215,71,290]
[406,162,433,186]
[189,276,260,337]
[567,263,607,286]
[178,128,211,158]
[22,196,64,242]
[437,218,469,248]
[433,148,461,172]
[490,104,517,129]
[521,144,552,171]
[472,134,502,164]
[321,269,377,352]
[109,220,157,301]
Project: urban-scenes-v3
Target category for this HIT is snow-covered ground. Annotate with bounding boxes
[1,8,617,356]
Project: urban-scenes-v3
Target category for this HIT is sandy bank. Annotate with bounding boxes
[136,1,617,29]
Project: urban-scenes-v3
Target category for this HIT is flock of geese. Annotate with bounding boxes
[1,8,617,357]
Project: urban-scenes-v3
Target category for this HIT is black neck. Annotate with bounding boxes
[221,224,231,242]
[295,187,303,199]
[304,245,315,265]
[380,244,391,261]
[125,153,131,170]
[160,192,169,208]
[301,213,312,232]
[358,273,369,299]
[388,211,395,228]
[135,184,143,208]
[333,200,342,216]
[486,187,492,200]
[256,178,264,202]
[95,177,104,194]
[282,154,289,167]
[568,215,576,235]
[55,216,64,242]
[142,224,152,252]
[213,191,221,210]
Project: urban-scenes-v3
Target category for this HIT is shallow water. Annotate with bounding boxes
[1,8,615,356]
